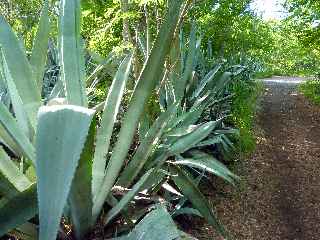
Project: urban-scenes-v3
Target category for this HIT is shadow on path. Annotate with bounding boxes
[260,78,320,240]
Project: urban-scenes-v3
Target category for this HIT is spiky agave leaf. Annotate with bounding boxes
[173,150,239,185]
[68,119,96,239]
[59,0,87,107]
[0,147,31,198]
[0,15,41,128]
[0,52,33,140]
[174,22,198,101]
[30,0,50,91]
[170,165,230,239]
[93,0,186,221]
[0,101,35,162]
[36,105,94,240]
[104,168,154,225]
[109,205,181,240]
[116,104,178,188]
[92,55,132,200]
[0,184,37,237]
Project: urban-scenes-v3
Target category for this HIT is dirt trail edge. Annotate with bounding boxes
[192,77,320,240]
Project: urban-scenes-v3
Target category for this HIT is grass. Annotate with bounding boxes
[254,69,314,80]
[229,80,263,155]
[254,71,276,79]
[299,79,320,105]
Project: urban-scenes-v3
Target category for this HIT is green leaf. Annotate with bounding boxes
[170,95,210,127]
[117,104,177,188]
[174,23,197,101]
[0,147,31,197]
[138,111,151,140]
[164,80,176,107]
[220,134,236,151]
[49,79,65,100]
[109,205,181,240]
[166,125,198,137]
[0,101,35,162]
[210,72,232,96]
[104,168,154,225]
[92,55,132,199]
[0,16,41,128]
[191,64,221,99]
[165,37,182,106]
[25,166,37,182]
[195,135,224,147]
[86,52,116,87]
[172,207,202,218]
[174,150,239,185]
[170,165,229,239]
[0,124,22,157]
[59,0,87,106]
[141,169,168,192]
[30,0,50,91]
[168,121,218,155]
[136,29,147,60]
[68,119,96,239]
[36,105,94,240]
[215,128,240,136]
[0,61,7,92]
[0,52,33,139]
[105,194,135,227]
[8,222,38,240]
[93,0,185,221]
[0,184,37,237]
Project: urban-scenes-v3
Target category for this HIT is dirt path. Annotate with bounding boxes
[193,77,320,240]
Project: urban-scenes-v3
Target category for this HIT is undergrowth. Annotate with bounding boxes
[230,80,263,155]
[299,79,320,105]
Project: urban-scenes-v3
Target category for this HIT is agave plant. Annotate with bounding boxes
[0,0,192,239]
[133,23,243,172]
[114,23,244,239]
[0,0,243,239]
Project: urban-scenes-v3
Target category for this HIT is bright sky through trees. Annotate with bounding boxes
[251,0,287,20]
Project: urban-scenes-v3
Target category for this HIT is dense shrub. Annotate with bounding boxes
[230,79,262,154]
[299,79,320,105]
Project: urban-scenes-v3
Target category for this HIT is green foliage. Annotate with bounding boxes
[0,1,264,240]
[230,77,262,154]
[92,0,186,222]
[191,0,320,77]
[258,20,320,76]
[194,0,273,63]
[285,0,320,50]
[1,1,224,240]
[299,79,320,105]
[81,0,167,57]
[82,0,123,56]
